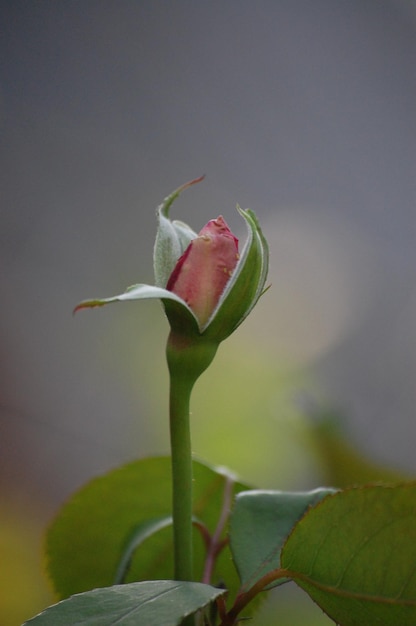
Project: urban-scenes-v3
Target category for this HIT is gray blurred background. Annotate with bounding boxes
[1,1,415,624]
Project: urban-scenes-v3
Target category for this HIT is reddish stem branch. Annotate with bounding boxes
[218,568,291,626]
[202,475,235,585]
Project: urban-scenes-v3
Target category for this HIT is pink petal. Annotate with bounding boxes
[166,216,239,326]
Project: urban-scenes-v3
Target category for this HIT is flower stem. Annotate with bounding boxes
[169,371,194,582]
[166,331,218,585]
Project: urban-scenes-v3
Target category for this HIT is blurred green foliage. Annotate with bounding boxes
[0,497,53,626]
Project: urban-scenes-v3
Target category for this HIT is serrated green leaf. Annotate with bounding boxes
[281,483,416,626]
[229,488,335,592]
[24,580,226,626]
[47,457,248,601]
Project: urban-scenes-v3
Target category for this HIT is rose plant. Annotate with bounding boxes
[25,179,416,626]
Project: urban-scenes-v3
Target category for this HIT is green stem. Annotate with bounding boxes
[169,371,194,582]
[166,332,218,626]
[166,330,218,586]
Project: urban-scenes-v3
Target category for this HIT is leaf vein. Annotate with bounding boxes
[289,570,416,607]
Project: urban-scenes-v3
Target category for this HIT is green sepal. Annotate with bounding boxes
[153,177,203,288]
[202,207,269,341]
[74,283,199,333]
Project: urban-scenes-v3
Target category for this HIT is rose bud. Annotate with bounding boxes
[166,216,239,327]
[74,178,269,381]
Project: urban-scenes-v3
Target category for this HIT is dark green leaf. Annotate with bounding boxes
[47,457,248,600]
[229,488,335,592]
[24,580,226,626]
[281,483,416,626]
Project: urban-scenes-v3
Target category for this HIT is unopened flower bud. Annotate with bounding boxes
[74,178,269,380]
[166,216,239,327]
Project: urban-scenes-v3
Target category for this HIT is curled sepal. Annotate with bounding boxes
[153,176,204,288]
[74,284,199,335]
[202,207,269,342]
